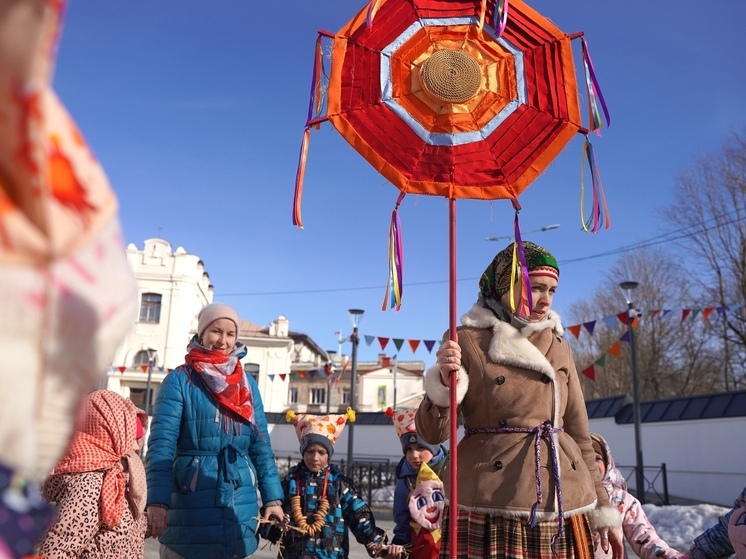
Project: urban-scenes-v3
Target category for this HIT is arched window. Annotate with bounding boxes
[133,350,157,368]
[139,293,161,323]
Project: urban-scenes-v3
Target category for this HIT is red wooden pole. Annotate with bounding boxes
[448,198,458,559]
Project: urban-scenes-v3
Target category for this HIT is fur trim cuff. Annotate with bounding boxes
[587,506,623,531]
[424,364,468,408]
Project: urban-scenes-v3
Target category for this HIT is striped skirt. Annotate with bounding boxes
[439,506,594,559]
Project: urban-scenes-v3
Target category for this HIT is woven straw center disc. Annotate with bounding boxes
[420,49,481,103]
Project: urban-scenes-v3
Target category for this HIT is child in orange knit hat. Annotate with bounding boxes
[266,409,399,559]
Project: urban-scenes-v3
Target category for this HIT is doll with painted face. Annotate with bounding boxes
[407,463,446,559]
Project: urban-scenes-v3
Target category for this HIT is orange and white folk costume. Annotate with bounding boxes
[0,3,135,556]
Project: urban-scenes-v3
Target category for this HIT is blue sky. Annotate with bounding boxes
[54,1,746,363]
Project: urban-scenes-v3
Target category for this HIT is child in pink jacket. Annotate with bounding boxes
[591,433,684,559]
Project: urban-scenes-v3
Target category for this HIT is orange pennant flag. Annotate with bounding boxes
[408,339,421,353]
[567,324,582,339]
[607,341,621,356]
[140,365,148,373]
[702,307,714,322]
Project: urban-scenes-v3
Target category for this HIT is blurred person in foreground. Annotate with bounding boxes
[145,303,284,559]
[416,241,624,559]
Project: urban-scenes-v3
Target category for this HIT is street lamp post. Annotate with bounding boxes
[346,308,364,475]
[619,281,645,504]
[325,350,337,413]
[144,348,157,416]
[485,223,560,242]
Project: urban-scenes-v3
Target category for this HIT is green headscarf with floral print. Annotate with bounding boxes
[479,241,559,301]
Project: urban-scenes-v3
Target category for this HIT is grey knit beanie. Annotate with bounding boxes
[197,303,239,339]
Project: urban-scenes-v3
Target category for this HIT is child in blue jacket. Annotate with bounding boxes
[273,409,395,559]
[387,407,447,556]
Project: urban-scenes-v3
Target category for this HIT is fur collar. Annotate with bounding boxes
[460,304,564,380]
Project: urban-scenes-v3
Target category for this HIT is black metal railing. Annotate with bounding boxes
[274,456,399,507]
[616,463,669,505]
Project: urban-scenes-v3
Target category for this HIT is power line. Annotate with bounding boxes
[219,209,743,297]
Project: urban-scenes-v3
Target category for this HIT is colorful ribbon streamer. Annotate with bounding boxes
[366,0,384,28]
[580,137,610,233]
[580,37,611,135]
[382,192,405,311]
[493,0,509,37]
[508,200,532,317]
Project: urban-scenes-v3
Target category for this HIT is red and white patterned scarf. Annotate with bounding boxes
[185,338,254,432]
[51,390,147,528]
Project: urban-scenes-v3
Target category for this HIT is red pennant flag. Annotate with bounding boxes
[702,307,714,322]
[567,324,582,339]
[167,368,173,373]
[408,339,421,353]
[140,365,148,373]
[279,374,287,381]
[118,366,126,373]
[608,341,621,356]
[378,337,389,350]
[681,309,691,322]
[581,365,595,381]
[617,312,630,326]
[324,364,332,376]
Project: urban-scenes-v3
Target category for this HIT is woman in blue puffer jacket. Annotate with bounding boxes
[145,303,284,559]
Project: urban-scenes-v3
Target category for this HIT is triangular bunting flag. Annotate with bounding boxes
[408,339,420,353]
[309,370,317,378]
[393,338,404,351]
[140,365,148,373]
[424,340,436,353]
[650,309,661,319]
[681,309,691,322]
[729,304,741,314]
[581,365,595,381]
[620,330,630,343]
[568,324,582,339]
[167,368,173,373]
[595,354,607,367]
[268,374,275,382]
[702,307,714,322]
[378,337,390,350]
[617,312,630,326]
[603,316,617,330]
[279,374,287,381]
[299,371,307,379]
[631,317,639,328]
[118,366,126,373]
[661,309,673,317]
[608,341,621,356]
[158,366,165,372]
[691,309,701,320]
[364,335,375,346]
[583,321,596,336]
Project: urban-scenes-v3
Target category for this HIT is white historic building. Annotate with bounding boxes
[104,239,429,415]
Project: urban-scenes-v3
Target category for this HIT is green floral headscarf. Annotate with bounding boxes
[479,241,559,301]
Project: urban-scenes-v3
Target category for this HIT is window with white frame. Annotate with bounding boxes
[310,388,326,405]
[139,293,161,323]
[342,389,350,405]
[289,387,298,404]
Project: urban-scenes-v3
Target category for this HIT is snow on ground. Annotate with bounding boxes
[643,503,731,552]
[372,486,732,553]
